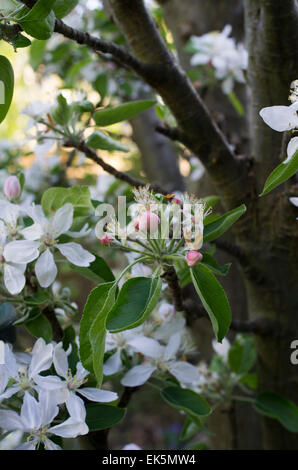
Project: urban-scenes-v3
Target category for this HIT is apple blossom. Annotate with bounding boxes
[101,234,115,246]
[3,176,21,200]
[138,211,160,233]
[186,250,203,267]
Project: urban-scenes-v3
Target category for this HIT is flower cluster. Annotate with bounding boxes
[190,25,248,94]
[0,339,117,450]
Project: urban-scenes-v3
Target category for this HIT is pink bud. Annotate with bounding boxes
[3,176,21,200]
[173,198,181,205]
[138,211,160,233]
[186,250,203,267]
[101,235,114,246]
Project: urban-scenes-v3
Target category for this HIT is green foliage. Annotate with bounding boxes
[86,130,130,153]
[0,55,14,125]
[228,334,257,375]
[201,253,230,276]
[29,39,48,70]
[51,93,72,126]
[41,186,92,215]
[191,264,231,342]
[71,254,115,284]
[161,386,211,419]
[15,0,56,40]
[106,277,162,333]
[254,393,298,433]
[85,403,126,431]
[53,0,79,19]
[203,204,246,243]
[25,313,52,343]
[94,100,156,127]
[260,150,298,196]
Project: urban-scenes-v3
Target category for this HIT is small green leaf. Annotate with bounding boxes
[93,73,108,99]
[72,254,115,284]
[17,1,56,40]
[203,204,246,243]
[53,0,79,18]
[85,403,126,431]
[240,373,258,389]
[12,33,31,49]
[260,150,298,196]
[29,39,48,70]
[25,314,52,343]
[79,282,115,375]
[41,186,92,215]
[161,386,211,418]
[94,100,156,127]
[0,55,14,125]
[86,130,129,152]
[191,264,231,342]
[51,94,72,126]
[228,334,257,375]
[106,277,162,333]
[254,392,298,433]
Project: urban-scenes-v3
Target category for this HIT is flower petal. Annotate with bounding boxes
[127,336,164,359]
[78,388,118,403]
[121,364,156,387]
[259,105,297,132]
[284,136,298,164]
[4,240,40,264]
[35,249,57,288]
[51,203,74,237]
[56,242,95,267]
[3,264,26,295]
[168,361,201,385]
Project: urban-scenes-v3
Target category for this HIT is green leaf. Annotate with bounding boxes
[24,291,51,306]
[254,392,298,433]
[86,130,129,153]
[201,253,230,276]
[161,386,211,419]
[41,186,92,215]
[94,73,108,99]
[25,314,52,343]
[53,0,79,18]
[0,55,14,125]
[63,325,79,375]
[191,264,231,342]
[260,150,298,196]
[89,284,117,386]
[16,1,56,40]
[203,204,246,243]
[240,373,258,389]
[202,195,220,210]
[179,416,202,442]
[72,254,115,284]
[51,94,72,126]
[79,282,115,375]
[94,100,156,127]
[85,403,126,431]
[106,276,162,333]
[228,334,257,375]
[12,33,31,49]
[29,39,48,70]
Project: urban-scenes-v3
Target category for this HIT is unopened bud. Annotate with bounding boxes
[3,176,21,200]
[186,250,203,267]
[101,235,114,246]
[138,211,160,233]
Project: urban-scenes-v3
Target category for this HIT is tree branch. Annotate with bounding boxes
[42,307,63,342]
[63,139,168,194]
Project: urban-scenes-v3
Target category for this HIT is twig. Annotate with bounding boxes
[161,265,184,312]
[42,307,63,342]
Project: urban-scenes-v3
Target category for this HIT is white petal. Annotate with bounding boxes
[65,393,86,422]
[56,242,95,267]
[20,392,42,431]
[169,361,200,385]
[29,338,53,378]
[289,197,298,208]
[121,364,156,387]
[0,410,23,431]
[3,264,26,295]
[20,223,43,240]
[53,343,69,379]
[4,240,40,263]
[103,350,123,376]
[164,332,181,361]
[44,438,62,451]
[127,337,164,359]
[284,137,298,164]
[259,105,298,132]
[38,389,59,425]
[35,249,57,288]
[78,387,118,403]
[51,203,74,237]
[49,417,88,438]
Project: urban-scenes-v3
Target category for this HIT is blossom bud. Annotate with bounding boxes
[3,176,21,200]
[186,250,203,267]
[173,198,181,205]
[138,211,160,233]
[101,235,114,246]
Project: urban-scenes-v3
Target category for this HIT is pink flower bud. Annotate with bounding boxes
[138,211,160,233]
[173,198,181,205]
[186,250,203,267]
[3,176,21,200]
[101,235,114,246]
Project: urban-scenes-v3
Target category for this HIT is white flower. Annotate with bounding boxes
[0,339,53,401]
[3,203,95,288]
[123,443,142,450]
[284,136,298,164]
[212,337,230,360]
[289,197,298,220]
[0,391,88,450]
[20,101,52,131]
[259,102,298,132]
[103,329,145,376]
[0,221,26,295]
[0,200,21,239]
[121,332,200,387]
[35,343,118,407]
